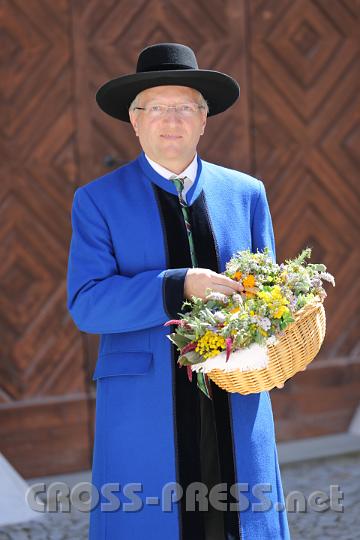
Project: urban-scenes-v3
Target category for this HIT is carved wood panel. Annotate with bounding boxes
[1,0,358,477]
[0,0,91,477]
[248,0,360,438]
[1,0,249,476]
[70,0,251,453]
[71,0,250,181]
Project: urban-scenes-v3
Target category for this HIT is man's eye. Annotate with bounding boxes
[150,105,163,112]
[180,105,194,112]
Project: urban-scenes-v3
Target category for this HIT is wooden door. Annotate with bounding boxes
[2,0,358,477]
[70,0,251,462]
[71,0,250,178]
[1,0,249,477]
[0,0,91,477]
[248,0,360,438]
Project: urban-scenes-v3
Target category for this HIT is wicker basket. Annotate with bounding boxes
[207,300,326,394]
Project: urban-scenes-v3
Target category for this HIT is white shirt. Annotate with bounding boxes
[144,153,198,201]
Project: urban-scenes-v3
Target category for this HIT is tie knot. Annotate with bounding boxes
[170,176,185,194]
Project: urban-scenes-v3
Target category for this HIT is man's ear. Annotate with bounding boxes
[129,111,139,137]
[200,114,207,136]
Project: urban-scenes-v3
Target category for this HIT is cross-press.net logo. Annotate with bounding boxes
[26,481,344,514]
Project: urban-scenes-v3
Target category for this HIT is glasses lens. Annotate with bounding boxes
[178,104,198,115]
[145,103,201,117]
[149,104,167,116]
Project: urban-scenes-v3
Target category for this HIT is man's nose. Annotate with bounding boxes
[163,108,182,121]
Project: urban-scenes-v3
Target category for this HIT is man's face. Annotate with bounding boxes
[129,85,207,170]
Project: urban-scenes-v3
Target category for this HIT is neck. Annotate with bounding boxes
[147,154,195,175]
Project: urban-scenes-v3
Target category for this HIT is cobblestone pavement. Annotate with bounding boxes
[281,453,360,540]
[0,453,359,539]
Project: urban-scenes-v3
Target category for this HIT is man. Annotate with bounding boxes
[67,43,290,540]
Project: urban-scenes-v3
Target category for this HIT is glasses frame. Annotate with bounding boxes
[133,102,206,118]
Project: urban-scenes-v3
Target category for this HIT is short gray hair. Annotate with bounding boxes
[129,89,209,114]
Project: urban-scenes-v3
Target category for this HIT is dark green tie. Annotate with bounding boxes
[170,176,212,400]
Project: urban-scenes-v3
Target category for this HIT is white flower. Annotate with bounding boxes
[231,294,243,306]
[258,317,271,331]
[319,272,335,286]
[206,292,229,304]
[213,311,227,323]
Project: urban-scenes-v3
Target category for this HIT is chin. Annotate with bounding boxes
[157,145,186,156]
[159,140,183,149]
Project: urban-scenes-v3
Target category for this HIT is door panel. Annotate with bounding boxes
[248,0,360,438]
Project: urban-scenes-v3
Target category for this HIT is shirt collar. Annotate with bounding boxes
[144,153,198,183]
[137,151,205,206]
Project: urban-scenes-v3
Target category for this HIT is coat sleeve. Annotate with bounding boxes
[66,187,188,334]
[251,180,276,262]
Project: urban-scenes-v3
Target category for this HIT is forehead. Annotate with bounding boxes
[136,85,201,103]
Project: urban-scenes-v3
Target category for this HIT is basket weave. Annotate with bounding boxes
[207,300,326,394]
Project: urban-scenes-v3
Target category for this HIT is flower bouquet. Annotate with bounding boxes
[165,248,335,394]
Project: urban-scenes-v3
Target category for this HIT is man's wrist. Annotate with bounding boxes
[163,268,189,318]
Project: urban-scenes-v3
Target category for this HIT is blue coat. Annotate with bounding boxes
[67,152,290,539]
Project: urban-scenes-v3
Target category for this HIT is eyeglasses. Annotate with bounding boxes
[133,103,206,118]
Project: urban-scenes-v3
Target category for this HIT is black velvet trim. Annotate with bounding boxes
[153,184,240,540]
[154,186,193,270]
[154,185,204,539]
[163,268,189,318]
[213,387,241,539]
[188,191,221,273]
[189,192,241,540]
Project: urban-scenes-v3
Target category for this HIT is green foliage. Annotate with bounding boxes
[166,248,335,367]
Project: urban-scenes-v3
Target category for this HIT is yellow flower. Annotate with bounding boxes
[270,285,284,301]
[258,285,290,319]
[259,329,268,336]
[230,307,241,314]
[233,271,242,281]
[273,306,290,319]
[195,331,226,359]
[258,290,271,302]
[259,286,288,304]
[243,274,255,288]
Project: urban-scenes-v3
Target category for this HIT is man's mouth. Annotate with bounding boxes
[160,134,182,140]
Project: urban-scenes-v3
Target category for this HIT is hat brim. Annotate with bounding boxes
[95,70,240,122]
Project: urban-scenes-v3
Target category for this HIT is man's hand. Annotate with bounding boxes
[184,268,244,300]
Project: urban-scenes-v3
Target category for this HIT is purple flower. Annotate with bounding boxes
[258,317,271,331]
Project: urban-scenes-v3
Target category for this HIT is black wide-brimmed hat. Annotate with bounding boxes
[96,43,240,122]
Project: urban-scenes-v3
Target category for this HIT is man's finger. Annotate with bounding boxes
[211,284,241,296]
[212,274,241,285]
[212,277,244,291]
